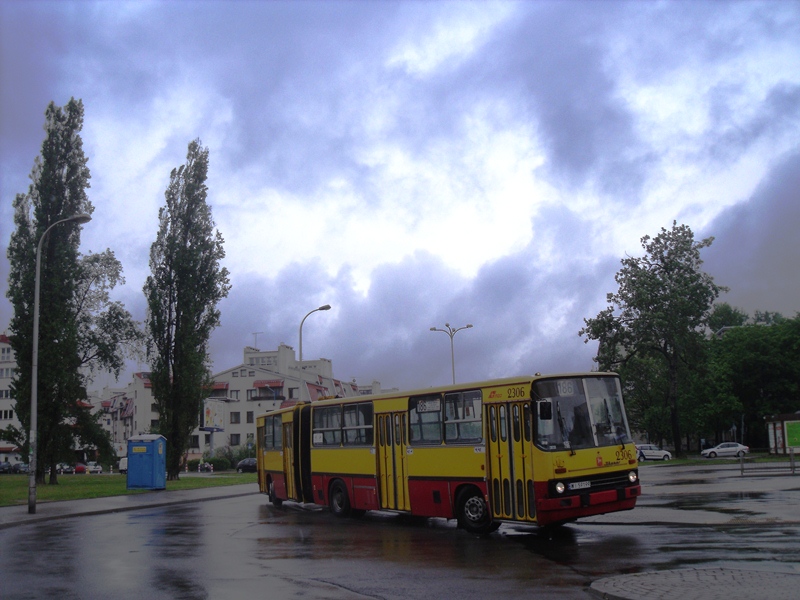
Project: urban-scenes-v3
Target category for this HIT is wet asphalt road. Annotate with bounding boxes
[1,463,799,599]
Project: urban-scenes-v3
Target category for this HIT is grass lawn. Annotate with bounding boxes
[0,472,257,507]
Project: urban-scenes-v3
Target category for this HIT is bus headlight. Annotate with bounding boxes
[628,471,638,484]
[555,481,565,494]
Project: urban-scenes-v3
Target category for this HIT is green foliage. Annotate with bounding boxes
[705,317,800,447]
[708,302,749,334]
[144,139,231,481]
[75,250,144,381]
[5,98,117,483]
[580,222,724,455]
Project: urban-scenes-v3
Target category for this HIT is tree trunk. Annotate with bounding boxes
[668,357,683,456]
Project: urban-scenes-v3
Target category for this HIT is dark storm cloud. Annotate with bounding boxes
[702,150,800,318]
[2,1,799,394]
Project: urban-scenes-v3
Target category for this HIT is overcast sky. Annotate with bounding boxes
[1,1,798,392]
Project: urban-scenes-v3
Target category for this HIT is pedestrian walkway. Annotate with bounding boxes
[590,567,800,600]
[0,482,259,530]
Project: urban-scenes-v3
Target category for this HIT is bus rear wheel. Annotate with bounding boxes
[329,481,351,517]
[268,480,283,507]
[456,488,498,535]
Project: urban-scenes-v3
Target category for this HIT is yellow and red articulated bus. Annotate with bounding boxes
[256,373,640,534]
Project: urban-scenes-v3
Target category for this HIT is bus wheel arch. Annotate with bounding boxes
[329,479,352,517]
[455,485,498,535]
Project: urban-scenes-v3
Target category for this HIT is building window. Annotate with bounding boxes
[248,370,255,377]
[230,412,240,424]
[230,434,241,446]
[230,390,239,400]
[232,371,239,377]
[247,389,257,400]
[289,388,298,399]
[151,419,159,429]
[246,411,254,424]
[151,403,159,412]
[240,369,247,376]
[191,435,199,449]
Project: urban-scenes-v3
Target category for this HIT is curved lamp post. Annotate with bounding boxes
[430,323,473,384]
[298,304,331,362]
[29,213,92,514]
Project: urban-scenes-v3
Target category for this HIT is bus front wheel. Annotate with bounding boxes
[456,488,498,535]
[329,481,351,517]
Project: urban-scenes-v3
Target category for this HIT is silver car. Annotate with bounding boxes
[636,444,672,461]
[701,442,749,458]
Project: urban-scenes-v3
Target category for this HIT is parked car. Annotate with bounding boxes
[701,442,749,458]
[636,444,672,461]
[236,457,257,473]
[74,463,87,474]
[118,457,128,474]
[12,462,30,474]
[86,461,103,474]
[57,463,75,474]
[0,461,12,474]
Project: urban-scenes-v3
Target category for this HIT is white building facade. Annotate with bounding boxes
[0,333,22,464]
[99,344,382,463]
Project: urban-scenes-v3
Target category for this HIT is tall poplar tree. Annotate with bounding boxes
[580,222,724,456]
[5,99,102,484]
[144,139,230,480]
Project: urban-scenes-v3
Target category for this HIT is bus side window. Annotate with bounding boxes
[313,405,342,446]
[408,394,443,445]
[444,390,482,443]
[274,417,282,449]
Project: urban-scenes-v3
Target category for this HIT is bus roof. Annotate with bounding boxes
[256,372,619,419]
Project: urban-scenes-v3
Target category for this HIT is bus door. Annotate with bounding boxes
[486,402,536,523]
[282,421,296,500]
[377,412,410,511]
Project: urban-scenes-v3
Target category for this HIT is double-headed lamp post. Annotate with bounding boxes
[29,213,92,514]
[298,304,331,362]
[430,323,473,384]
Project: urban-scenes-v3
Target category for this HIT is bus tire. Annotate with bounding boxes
[456,488,498,535]
[268,480,283,507]
[329,480,351,517]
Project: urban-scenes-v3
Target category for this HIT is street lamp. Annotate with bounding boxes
[430,322,473,384]
[298,304,331,362]
[29,212,92,514]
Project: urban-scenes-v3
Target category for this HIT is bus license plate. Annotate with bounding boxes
[568,481,591,491]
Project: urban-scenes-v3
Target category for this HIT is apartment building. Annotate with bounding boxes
[100,343,383,462]
[0,333,22,463]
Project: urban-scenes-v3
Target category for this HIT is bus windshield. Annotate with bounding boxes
[533,376,631,451]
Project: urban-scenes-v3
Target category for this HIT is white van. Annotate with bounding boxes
[118,457,128,474]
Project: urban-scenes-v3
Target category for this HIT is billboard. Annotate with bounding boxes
[202,399,225,432]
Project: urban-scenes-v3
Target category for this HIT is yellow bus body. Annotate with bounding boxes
[257,373,640,532]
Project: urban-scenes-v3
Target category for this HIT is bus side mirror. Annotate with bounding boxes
[538,401,552,421]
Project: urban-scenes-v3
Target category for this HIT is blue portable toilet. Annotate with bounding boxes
[126,434,167,490]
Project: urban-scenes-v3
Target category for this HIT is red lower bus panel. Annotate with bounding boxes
[534,483,640,527]
[312,474,381,511]
[408,479,456,518]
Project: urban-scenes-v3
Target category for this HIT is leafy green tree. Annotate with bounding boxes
[707,317,800,448]
[4,98,113,483]
[707,302,748,335]
[144,139,231,480]
[580,222,725,455]
[75,250,144,382]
